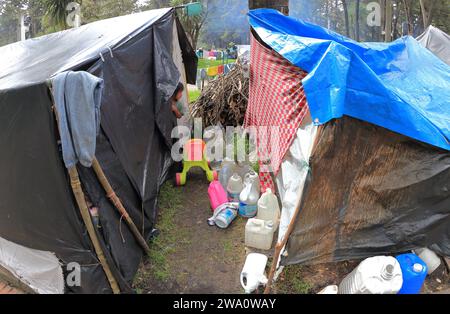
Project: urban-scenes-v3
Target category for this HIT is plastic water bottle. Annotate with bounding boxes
[245,218,275,250]
[208,181,228,211]
[396,253,428,294]
[227,173,243,202]
[413,248,441,274]
[236,161,254,178]
[214,206,238,229]
[238,171,260,218]
[256,188,280,230]
[240,253,268,294]
[339,256,403,294]
[219,158,236,190]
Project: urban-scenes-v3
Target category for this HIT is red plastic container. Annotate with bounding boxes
[208,180,228,211]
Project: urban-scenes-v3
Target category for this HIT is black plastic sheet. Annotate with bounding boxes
[0,8,197,293]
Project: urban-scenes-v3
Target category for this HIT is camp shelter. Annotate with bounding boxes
[417,25,450,66]
[246,9,450,273]
[0,8,197,293]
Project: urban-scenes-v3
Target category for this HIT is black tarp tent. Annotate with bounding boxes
[0,8,197,293]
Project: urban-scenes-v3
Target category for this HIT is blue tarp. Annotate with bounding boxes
[248,9,450,151]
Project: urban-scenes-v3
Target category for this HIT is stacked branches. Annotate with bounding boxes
[191,61,249,127]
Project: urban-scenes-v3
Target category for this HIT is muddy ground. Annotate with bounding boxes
[133,167,450,294]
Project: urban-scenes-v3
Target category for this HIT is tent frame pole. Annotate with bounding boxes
[264,125,324,294]
[91,158,151,255]
[67,166,121,294]
[48,86,120,294]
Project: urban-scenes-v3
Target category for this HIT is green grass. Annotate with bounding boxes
[135,182,185,284]
[273,264,312,294]
[198,58,236,69]
[189,89,201,102]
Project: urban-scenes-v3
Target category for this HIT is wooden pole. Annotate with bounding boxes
[263,126,323,294]
[68,166,121,294]
[48,86,120,294]
[91,158,151,255]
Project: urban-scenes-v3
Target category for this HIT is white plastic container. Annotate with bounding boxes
[227,173,243,202]
[245,218,275,250]
[240,253,268,294]
[414,248,441,274]
[318,285,339,294]
[256,188,280,230]
[219,158,236,191]
[339,256,403,294]
[238,171,260,217]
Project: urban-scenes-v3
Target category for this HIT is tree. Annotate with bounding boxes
[354,0,360,41]
[385,0,393,41]
[419,0,434,28]
[341,0,350,37]
[171,0,207,50]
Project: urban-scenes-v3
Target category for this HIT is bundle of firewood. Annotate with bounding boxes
[191,61,249,127]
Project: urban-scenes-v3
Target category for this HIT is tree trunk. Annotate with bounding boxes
[402,0,413,35]
[342,0,350,37]
[419,0,434,29]
[355,0,360,41]
[385,0,393,42]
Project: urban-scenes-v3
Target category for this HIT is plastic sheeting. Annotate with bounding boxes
[282,116,450,266]
[248,9,450,151]
[0,9,197,293]
[417,26,450,66]
[275,114,317,243]
[0,237,64,294]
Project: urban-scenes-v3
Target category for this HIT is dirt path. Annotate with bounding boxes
[134,168,247,294]
[133,168,450,294]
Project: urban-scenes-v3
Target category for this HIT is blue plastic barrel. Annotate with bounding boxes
[396,253,428,294]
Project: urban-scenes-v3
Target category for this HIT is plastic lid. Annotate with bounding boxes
[413,263,424,273]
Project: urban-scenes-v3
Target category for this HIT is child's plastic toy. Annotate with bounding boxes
[176,139,218,186]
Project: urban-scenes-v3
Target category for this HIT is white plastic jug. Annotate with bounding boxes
[227,173,243,202]
[256,188,280,230]
[339,256,403,294]
[245,218,275,250]
[236,161,254,178]
[413,248,441,274]
[238,171,260,218]
[318,285,339,294]
[219,158,236,190]
[240,253,268,294]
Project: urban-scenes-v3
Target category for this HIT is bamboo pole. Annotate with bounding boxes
[48,85,120,294]
[263,125,323,294]
[91,158,151,255]
[68,167,120,294]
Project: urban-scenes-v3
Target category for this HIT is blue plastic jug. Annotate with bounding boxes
[396,253,428,294]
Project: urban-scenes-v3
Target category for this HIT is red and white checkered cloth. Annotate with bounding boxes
[245,34,309,192]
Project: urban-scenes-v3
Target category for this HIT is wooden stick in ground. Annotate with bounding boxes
[91,158,151,255]
[68,166,121,294]
[263,183,304,294]
[263,125,324,294]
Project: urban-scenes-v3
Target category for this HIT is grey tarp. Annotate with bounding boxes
[0,8,197,293]
[417,25,450,65]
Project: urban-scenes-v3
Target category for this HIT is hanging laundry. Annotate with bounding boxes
[207,66,219,77]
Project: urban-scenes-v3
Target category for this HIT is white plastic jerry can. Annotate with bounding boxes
[240,253,268,294]
[256,188,280,230]
[339,256,403,294]
[245,218,275,250]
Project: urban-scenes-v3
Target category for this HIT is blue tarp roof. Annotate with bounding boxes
[248,9,450,151]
